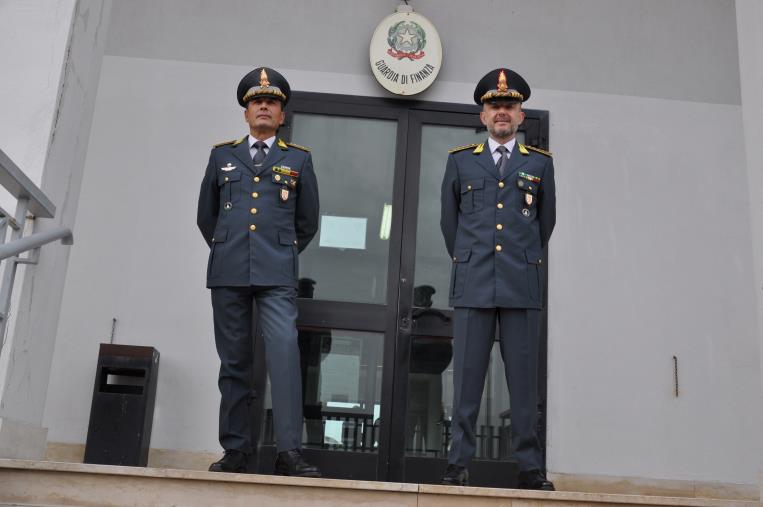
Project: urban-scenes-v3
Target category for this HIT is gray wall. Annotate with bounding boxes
[0,0,74,458]
[105,0,740,105]
[43,0,762,485]
[0,0,112,459]
[736,0,763,493]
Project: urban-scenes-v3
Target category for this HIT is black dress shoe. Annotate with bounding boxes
[209,449,248,473]
[441,464,469,486]
[274,449,322,477]
[517,469,555,491]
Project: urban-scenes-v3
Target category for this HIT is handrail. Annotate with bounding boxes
[0,227,73,261]
[0,148,56,218]
[0,148,73,351]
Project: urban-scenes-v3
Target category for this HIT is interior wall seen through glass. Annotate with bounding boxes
[291,113,397,305]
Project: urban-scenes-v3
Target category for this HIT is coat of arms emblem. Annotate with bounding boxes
[387,21,426,60]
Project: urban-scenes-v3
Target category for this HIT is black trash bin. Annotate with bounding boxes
[84,343,160,466]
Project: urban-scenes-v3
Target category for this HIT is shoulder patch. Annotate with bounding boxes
[213,139,236,148]
[213,136,246,148]
[524,144,553,157]
[285,141,311,152]
[448,143,479,154]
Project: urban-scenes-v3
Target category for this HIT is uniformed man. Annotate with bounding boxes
[440,68,556,489]
[197,67,321,477]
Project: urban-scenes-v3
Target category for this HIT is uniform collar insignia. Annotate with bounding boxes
[518,143,530,155]
[473,143,485,154]
[277,138,289,150]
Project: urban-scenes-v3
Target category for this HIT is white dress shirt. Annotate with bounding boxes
[488,137,517,165]
[248,134,276,160]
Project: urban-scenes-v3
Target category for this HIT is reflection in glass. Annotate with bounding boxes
[406,337,511,460]
[262,328,384,453]
[291,113,397,304]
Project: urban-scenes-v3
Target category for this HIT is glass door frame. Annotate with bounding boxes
[252,91,550,486]
[391,109,548,486]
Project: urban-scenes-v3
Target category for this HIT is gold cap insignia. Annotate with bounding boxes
[497,70,508,92]
[260,69,270,88]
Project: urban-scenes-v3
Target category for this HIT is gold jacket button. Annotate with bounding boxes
[498,181,505,188]
[467,185,472,191]
[252,192,259,198]
[495,245,502,252]
[453,256,457,261]
[249,224,256,231]
[250,208,257,214]
[254,176,260,183]
[224,176,229,182]
[293,240,298,245]
[496,224,503,230]
[497,203,504,209]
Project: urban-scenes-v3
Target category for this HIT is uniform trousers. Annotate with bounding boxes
[211,285,302,453]
[449,307,543,471]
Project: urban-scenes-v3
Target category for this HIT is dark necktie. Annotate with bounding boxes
[252,141,267,166]
[496,145,509,178]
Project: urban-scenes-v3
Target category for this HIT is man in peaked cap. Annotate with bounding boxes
[440,68,556,489]
[197,67,321,477]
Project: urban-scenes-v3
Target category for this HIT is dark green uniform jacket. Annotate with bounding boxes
[440,141,555,309]
[197,137,319,288]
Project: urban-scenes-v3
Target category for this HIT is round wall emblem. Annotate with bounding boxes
[369,7,442,96]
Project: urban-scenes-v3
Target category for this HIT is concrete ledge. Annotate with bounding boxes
[0,460,759,507]
[44,442,219,472]
[0,418,47,460]
[42,442,762,501]
[551,472,759,502]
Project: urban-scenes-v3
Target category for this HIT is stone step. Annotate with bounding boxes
[0,504,79,507]
[0,459,757,507]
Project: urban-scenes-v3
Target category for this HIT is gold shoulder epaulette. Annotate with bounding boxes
[213,136,246,148]
[213,139,236,148]
[448,143,479,154]
[524,145,553,157]
[285,141,310,152]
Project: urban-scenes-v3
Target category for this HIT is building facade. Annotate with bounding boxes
[1,0,762,497]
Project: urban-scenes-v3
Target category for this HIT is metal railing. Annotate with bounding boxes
[0,148,73,351]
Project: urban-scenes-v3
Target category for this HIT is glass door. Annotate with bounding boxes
[253,93,549,487]
[253,98,410,479]
[389,111,533,486]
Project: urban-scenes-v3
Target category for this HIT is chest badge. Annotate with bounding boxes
[280,188,290,202]
[272,165,300,178]
[518,171,541,183]
[525,193,533,206]
[221,163,237,172]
